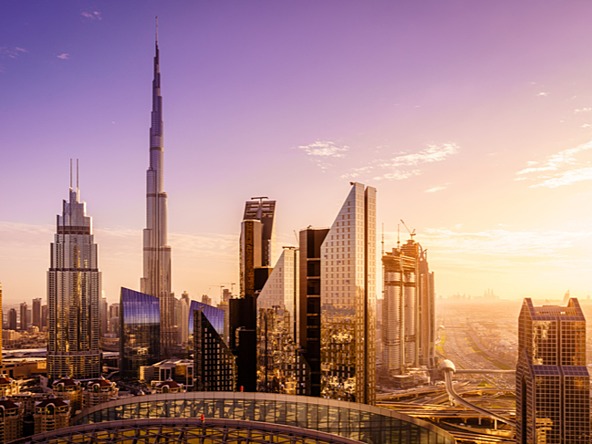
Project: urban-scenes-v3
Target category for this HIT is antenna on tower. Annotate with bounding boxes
[76,158,79,191]
[155,16,159,43]
[381,223,384,256]
[69,159,73,190]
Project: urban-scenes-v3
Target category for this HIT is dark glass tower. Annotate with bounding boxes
[193,309,236,391]
[120,287,161,378]
[299,228,329,397]
[516,298,590,443]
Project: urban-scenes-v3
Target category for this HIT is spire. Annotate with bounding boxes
[150,16,163,151]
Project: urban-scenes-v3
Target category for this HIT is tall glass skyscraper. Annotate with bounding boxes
[120,287,160,378]
[516,298,590,443]
[320,182,376,404]
[141,28,175,358]
[47,168,101,379]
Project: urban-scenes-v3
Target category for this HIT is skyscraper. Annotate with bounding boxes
[257,247,307,394]
[320,182,376,404]
[299,227,329,397]
[120,288,160,378]
[516,298,590,443]
[140,30,174,358]
[47,166,101,379]
[382,238,434,376]
[231,197,276,391]
[8,309,17,331]
[19,302,28,331]
[239,198,276,297]
[32,298,42,328]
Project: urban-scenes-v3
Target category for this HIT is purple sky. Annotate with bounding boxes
[2,1,592,305]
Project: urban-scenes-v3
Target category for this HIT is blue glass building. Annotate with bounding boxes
[188,301,224,336]
[120,288,161,378]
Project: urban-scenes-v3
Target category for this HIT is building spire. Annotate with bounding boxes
[155,16,159,46]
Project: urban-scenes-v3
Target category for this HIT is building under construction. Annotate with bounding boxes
[382,233,435,376]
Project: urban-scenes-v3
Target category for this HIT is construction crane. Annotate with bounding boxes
[400,219,416,240]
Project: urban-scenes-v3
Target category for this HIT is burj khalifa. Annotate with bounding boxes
[141,27,175,358]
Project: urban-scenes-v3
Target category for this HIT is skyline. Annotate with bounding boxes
[2,1,592,304]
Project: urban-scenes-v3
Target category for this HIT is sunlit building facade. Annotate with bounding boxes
[516,298,590,443]
[382,239,434,375]
[0,398,23,443]
[47,174,101,379]
[239,198,276,297]
[320,182,376,404]
[120,288,160,378]
[34,397,70,434]
[257,247,307,394]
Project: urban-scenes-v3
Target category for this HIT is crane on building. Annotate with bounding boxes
[400,219,416,241]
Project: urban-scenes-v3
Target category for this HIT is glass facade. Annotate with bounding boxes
[516,298,590,443]
[257,248,308,394]
[73,392,455,444]
[320,183,376,404]
[13,418,366,444]
[120,287,160,378]
[188,301,224,336]
[47,186,101,380]
[194,309,236,391]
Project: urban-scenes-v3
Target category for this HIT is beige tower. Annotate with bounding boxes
[320,182,376,404]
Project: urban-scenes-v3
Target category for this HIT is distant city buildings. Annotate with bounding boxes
[382,237,435,376]
[47,167,101,379]
[516,298,590,443]
[32,298,41,328]
[7,309,17,332]
[19,302,27,331]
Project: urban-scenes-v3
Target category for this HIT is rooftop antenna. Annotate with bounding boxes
[76,158,79,191]
[155,16,159,43]
[381,223,384,256]
[69,159,73,190]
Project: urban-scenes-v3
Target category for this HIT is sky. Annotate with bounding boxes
[2,1,592,305]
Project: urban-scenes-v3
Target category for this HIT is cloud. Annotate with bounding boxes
[537,91,548,97]
[298,140,348,158]
[81,10,102,20]
[297,140,349,171]
[343,142,460,181]
[0,46,28,59]
[425,184,448,193]
[574,107,592,114]
[516,140,592,188]
[57,52,70,60]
